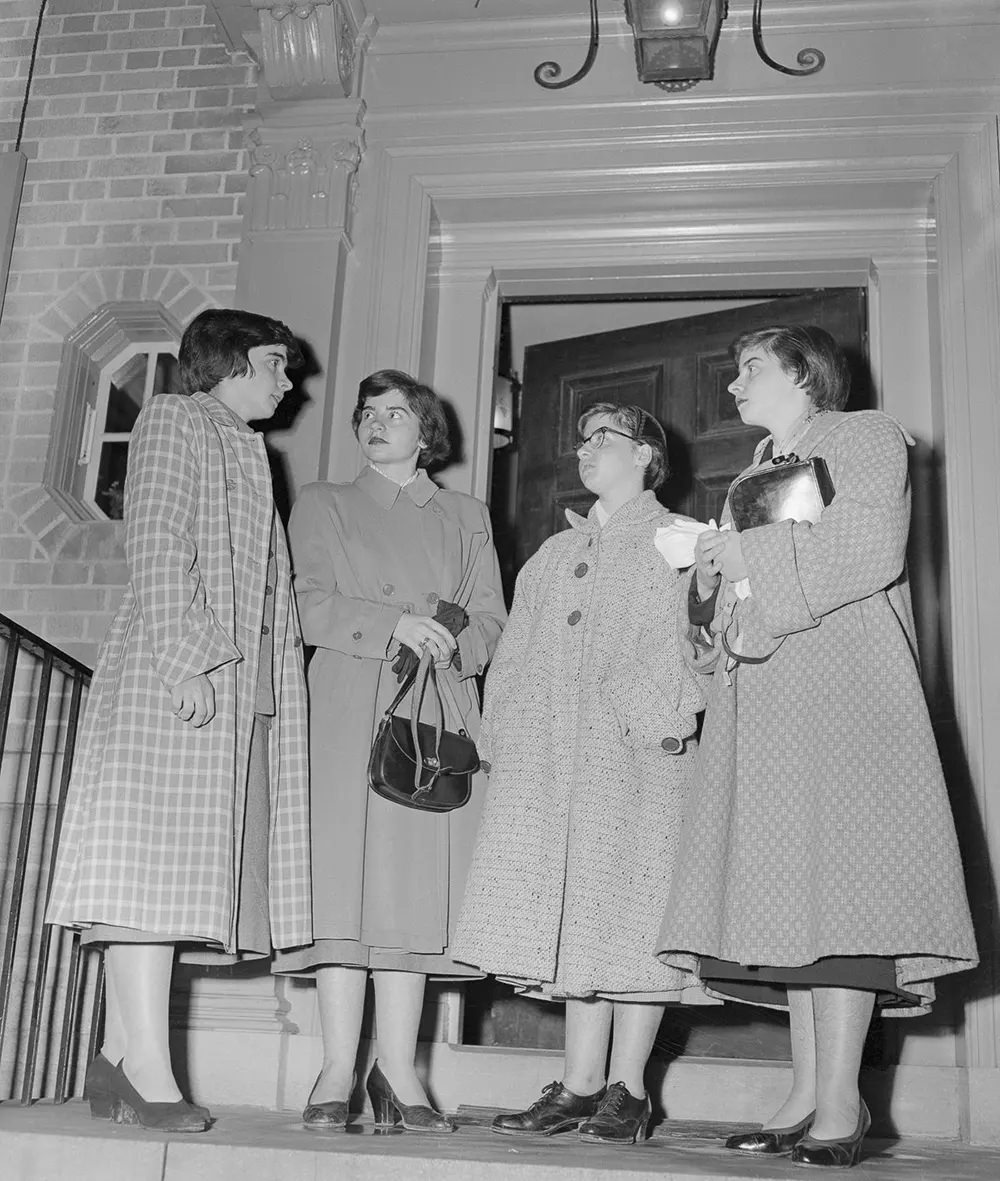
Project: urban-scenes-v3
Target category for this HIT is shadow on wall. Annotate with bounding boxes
[261,335,320,525]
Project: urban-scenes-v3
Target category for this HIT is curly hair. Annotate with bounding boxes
[352,369,451,469]
[577,402,670,491]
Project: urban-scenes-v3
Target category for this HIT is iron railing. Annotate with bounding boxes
[0,612,101,1104]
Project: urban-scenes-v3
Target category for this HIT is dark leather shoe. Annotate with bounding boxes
[790,1101,870,1169]
[302,1070,353,1130]
[726,1110,815,1154]
[492,1080,605,1137]
[366,1060,455,1133]
[578,1081,651,1144]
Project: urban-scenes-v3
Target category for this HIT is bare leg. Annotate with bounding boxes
[372,969,431,1107]
[763,986,816,1129]
[99,958,125,1065]
[563,997,613,1096]
[809,986,875,1140]
[104,942,179,1102]
[310,965,368,1104]
[606,1001,665,1098]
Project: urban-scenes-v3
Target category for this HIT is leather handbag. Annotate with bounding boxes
[728,454,835,531]
[368,652,479,813]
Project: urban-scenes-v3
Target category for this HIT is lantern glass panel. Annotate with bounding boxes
[633,1,707,34]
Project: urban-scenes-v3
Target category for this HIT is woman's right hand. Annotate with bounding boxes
[392,612,457,663]
[694,529,724,600]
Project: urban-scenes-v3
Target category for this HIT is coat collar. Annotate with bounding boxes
[565,488,664,536]
[356,463,439,509]
[191,389,253,434]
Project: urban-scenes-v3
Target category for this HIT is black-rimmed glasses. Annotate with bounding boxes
[576,426,639,452]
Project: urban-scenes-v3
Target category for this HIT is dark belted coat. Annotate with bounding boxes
[46,391,312,953]
[278,467,506,971]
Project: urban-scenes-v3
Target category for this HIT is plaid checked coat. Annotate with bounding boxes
[656,411,977,1012]
[46,391,312,952]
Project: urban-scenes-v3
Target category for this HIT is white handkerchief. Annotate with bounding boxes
[654,517,716,569]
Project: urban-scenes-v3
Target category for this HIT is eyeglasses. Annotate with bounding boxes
[576,426,640,452]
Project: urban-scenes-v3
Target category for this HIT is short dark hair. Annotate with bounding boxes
[352,369,450,469]
[730,324,850,412]
[578,401,669,491]
[178,308,303,397]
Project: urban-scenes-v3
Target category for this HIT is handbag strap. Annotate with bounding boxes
[383,651,446,793]
[409,652,443,792]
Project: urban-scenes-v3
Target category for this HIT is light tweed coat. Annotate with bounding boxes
[453,491,706,998]
[46,392,312,953]
[656,411,977,1013]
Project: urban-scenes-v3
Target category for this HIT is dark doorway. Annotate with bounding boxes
[470,288,874,1064]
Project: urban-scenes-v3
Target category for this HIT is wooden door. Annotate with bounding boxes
[513,289,869,571]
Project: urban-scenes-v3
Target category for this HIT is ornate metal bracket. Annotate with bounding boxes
[534,0,599,90]
[752,0,825,77]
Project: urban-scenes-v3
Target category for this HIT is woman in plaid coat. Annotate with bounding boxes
[46,309,311,1132]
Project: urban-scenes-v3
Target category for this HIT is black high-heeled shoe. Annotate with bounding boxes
[106,1059,209,1132]
[790,1101,871,1169]
[365,1060,455,1133]
[302,1070,353,1130]
[725,1109,815,1154]
[85,1054,210,1122]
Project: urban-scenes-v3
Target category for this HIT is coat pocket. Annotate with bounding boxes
[601,672,697,754]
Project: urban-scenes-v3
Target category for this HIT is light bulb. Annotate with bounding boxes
[660,1,684,26]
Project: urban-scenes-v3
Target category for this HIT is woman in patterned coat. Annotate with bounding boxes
[656,325,977,1168]
[274,369,506,1133]
[47,309,311,1132]
[452,404,705,1146]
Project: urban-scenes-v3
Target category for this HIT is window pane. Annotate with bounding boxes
[95,441,129,519]
[106,354,147,431]
[152,351,179,396]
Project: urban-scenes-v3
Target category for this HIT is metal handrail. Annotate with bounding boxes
[0,612,100,1104]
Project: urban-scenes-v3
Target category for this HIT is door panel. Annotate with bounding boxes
[515,289,868,568]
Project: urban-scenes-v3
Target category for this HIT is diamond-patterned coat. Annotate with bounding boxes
[453,492,707,998]
[656,411,977,1012]
[46,392,312,952]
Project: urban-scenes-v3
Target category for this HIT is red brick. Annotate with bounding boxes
[152,244,229,265]
[164,152,239,174]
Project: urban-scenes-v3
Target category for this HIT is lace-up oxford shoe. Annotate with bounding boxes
[578,1081,651,1144]
[491,1080,605,1136]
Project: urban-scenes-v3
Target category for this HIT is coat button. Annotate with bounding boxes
[261,625,270,635]
[661,737,682,753]
[293,636,302,648]
[382,583,394,595]
[264,585,273,595]
[574,562,588,578]
[352,630,362,640]
[480,760,492,774]
[567,610,581,626]
[427,592,439,604]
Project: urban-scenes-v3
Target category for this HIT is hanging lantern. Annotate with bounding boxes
[623,0,727,85]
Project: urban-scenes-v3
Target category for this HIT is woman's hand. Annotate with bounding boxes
[695,528,748,590]
[392,612,457,664]
[694,529,725,598]
[170,673,216,727]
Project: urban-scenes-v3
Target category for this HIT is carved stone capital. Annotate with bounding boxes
[252,0,358,100]
[245,114,366,233]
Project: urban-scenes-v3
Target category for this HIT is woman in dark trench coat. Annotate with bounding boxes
[274,369,506,1131]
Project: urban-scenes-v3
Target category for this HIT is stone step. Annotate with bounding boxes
[3,1101,999,1181]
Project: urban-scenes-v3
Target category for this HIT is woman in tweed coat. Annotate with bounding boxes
[656,326,977,1168]
[47,310,311,1132]
[274,369,506,1133]
[452,404,705,1146]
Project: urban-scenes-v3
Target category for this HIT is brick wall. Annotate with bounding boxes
[0,0,254,666]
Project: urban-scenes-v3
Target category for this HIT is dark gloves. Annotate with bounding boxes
[392,598,469,682]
